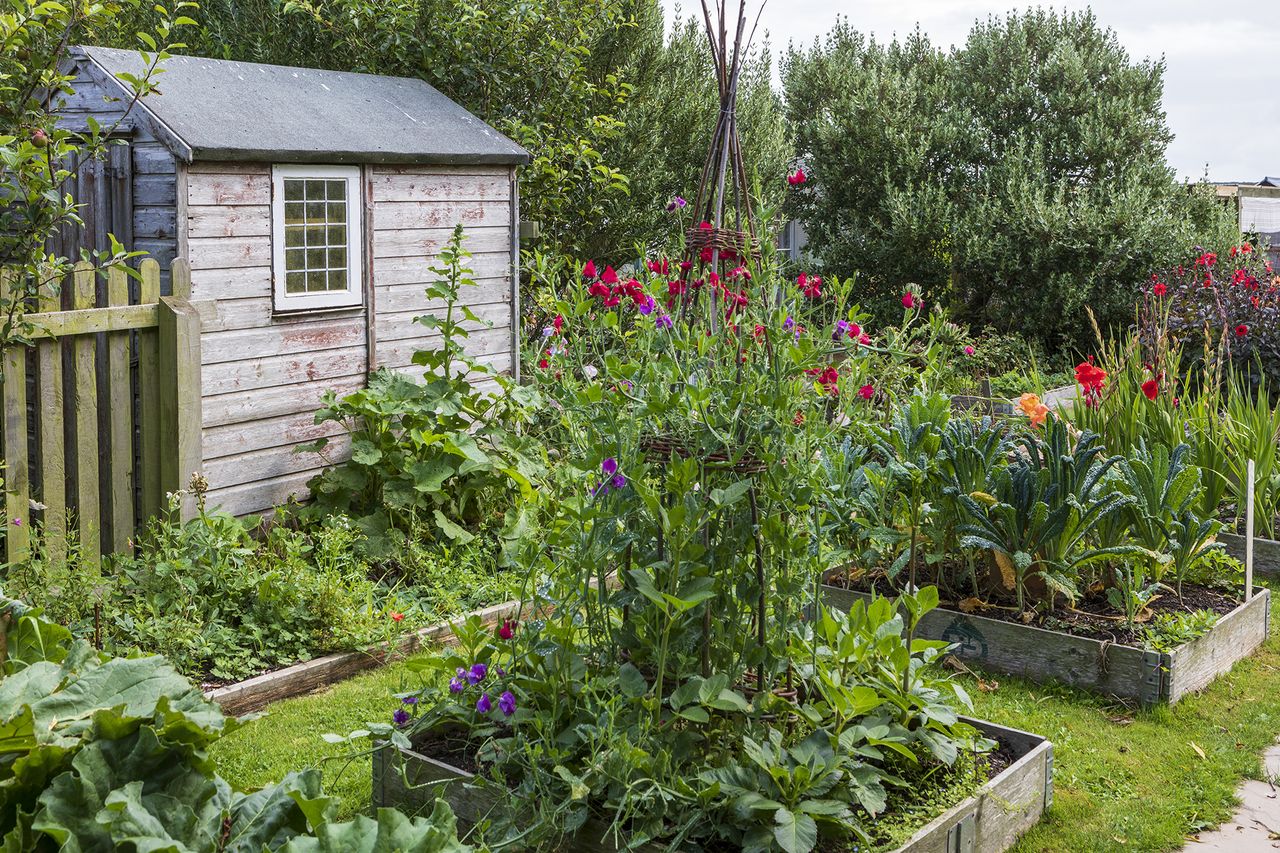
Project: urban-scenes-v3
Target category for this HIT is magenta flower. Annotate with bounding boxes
[964,345,975,356]
[858,384,875,401]
[498,620,515,640]
[498,691,517,717]
[666,196,687,212]
[476,693,492,714]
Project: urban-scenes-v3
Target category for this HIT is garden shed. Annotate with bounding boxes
[58,46,528,517]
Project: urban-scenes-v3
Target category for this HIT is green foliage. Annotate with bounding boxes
[302,226,546,560]
[0,597,470,852]
[0,0,194,347]
[2,496,414,682]
[782,10,1238,351]
[1141,609,1220,654]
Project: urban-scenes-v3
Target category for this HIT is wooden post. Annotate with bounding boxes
[1246,458,1255,602]
[137,259,162,521]
[106,267,133,553]
[36,275,65,567]
[157,259,202,521]
[72,262,100,568]
[2,340,30,564]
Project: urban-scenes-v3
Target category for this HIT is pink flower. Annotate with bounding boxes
[787,168,807,186]
[857,384,875,401]
[964,345,975,356]
[498,620,515,640]
[901,292,919,310]
[1152,282,1167,297]
[600,265,619,286]
[582,260,597,279]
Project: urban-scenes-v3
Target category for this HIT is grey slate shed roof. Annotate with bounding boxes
[72,46,529,166]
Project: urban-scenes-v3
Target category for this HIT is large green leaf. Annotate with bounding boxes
[772,806,818,853]
[278,803,472,853]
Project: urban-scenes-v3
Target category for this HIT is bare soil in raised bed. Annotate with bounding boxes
[826,567,1241,647]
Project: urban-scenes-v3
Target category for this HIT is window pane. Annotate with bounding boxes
[307,271,326,293]
[284,201,305,225]
[304,180,326,199]
[328,180,346,201]
[304,225,327,247]
[327,269,348,291]
[285,247,305,272]
[285,271,305,293]
[284,179,304,201]
[284,226,304,248]
[329,247,347,269]
[327,225,346,246]
[306,248,325,269]
[326,201,346,221]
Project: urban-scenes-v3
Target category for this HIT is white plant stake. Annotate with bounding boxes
[1246,458,1255,602]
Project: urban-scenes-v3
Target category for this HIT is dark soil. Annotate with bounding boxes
[827,569,1241,647]
[414,727,486,775]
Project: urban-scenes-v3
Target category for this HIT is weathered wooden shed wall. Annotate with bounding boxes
[188,162,516,516]
[54,67,180,286]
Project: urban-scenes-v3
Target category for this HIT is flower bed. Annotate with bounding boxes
[372,718,1052,853]
[821,580,1270,705]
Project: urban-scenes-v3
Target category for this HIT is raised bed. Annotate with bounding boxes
[206,597,524,716]
[1220,531,1280,580]
[821,582,1270,705]
[372,718,1052,853]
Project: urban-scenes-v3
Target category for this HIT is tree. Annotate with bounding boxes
[0,0,192,349]
[784,10,1238,352]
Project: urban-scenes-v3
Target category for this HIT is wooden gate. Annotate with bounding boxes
[1,258,202,567]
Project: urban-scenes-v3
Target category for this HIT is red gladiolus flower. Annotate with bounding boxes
[787,168,807,186]
[1152,282,1166,297]
[1236,324,1249,337]
[390,612,405,623]
[1075,361,1108,408]
[1141,379,1159,401]
[857,384,875,401]
[582,260,597,279]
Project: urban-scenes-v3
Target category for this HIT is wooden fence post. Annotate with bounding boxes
[157,259,202,520]
[36,271,65,567]
[2,338,30,564]
[137,259,163,522]
[72,261,101,569]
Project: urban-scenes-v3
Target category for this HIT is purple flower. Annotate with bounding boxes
[542,326,554,337]
[476,693,492,714]
[602,458,618,477]
[638,295,655,315]
[498,691,517,717]
[467,663,488,684]
[393,708,410,726]
[655,313,673,330]
[11,518,20,527]
[833,319,849,341]
[449,677,464,693]
[783,316,794,331]
[496,665,507,677]
[611,474,627,489]
[402,695,418,705]
[665,195,687,212]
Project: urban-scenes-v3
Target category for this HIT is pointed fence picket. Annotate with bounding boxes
[0,259,202,565]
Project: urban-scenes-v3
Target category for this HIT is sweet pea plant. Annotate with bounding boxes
[342,233,992,852]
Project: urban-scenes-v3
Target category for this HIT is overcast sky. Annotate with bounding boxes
[661,1,1278,182]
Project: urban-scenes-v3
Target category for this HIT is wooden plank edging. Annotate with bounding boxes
[1220,532,1280,579]
[206,596,524,716]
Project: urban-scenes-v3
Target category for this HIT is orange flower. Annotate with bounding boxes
[1018,393,1050,427]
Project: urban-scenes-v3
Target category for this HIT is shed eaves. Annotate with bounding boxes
[73,46,529,166]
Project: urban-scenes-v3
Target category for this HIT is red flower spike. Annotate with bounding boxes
[1141,379,1159,401]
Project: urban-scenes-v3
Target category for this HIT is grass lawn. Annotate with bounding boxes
[211,583,1280,850]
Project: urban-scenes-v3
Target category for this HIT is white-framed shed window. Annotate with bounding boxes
[271,164,363,312]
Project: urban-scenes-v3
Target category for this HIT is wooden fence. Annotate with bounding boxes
[1,258,202,567]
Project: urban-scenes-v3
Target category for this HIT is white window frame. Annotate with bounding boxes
[270,164,364,313]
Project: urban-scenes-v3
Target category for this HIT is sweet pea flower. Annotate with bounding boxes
[467,663,488,684]
[666,196,687,212]
[902,292,919,310]
[476,693,492,714]
[582,260,597,279]
[857,384,875,401]
[449,676,465,693]
[655,313,673,330]
[833,319,850,341]
[601,265,619,286]
[787,168,807,186]
[402,695,418,705]
[638,295,656,315]
[393,709,411,726]
[499,691,517,717]
[498,620,515,640]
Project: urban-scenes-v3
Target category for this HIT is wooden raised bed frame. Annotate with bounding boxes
[372,718,1052,853]
[822,581,1270,706]
[1220,532,1280,580]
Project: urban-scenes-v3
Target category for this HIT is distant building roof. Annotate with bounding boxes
[70,46,529,166]
[1262,177,1280,188]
